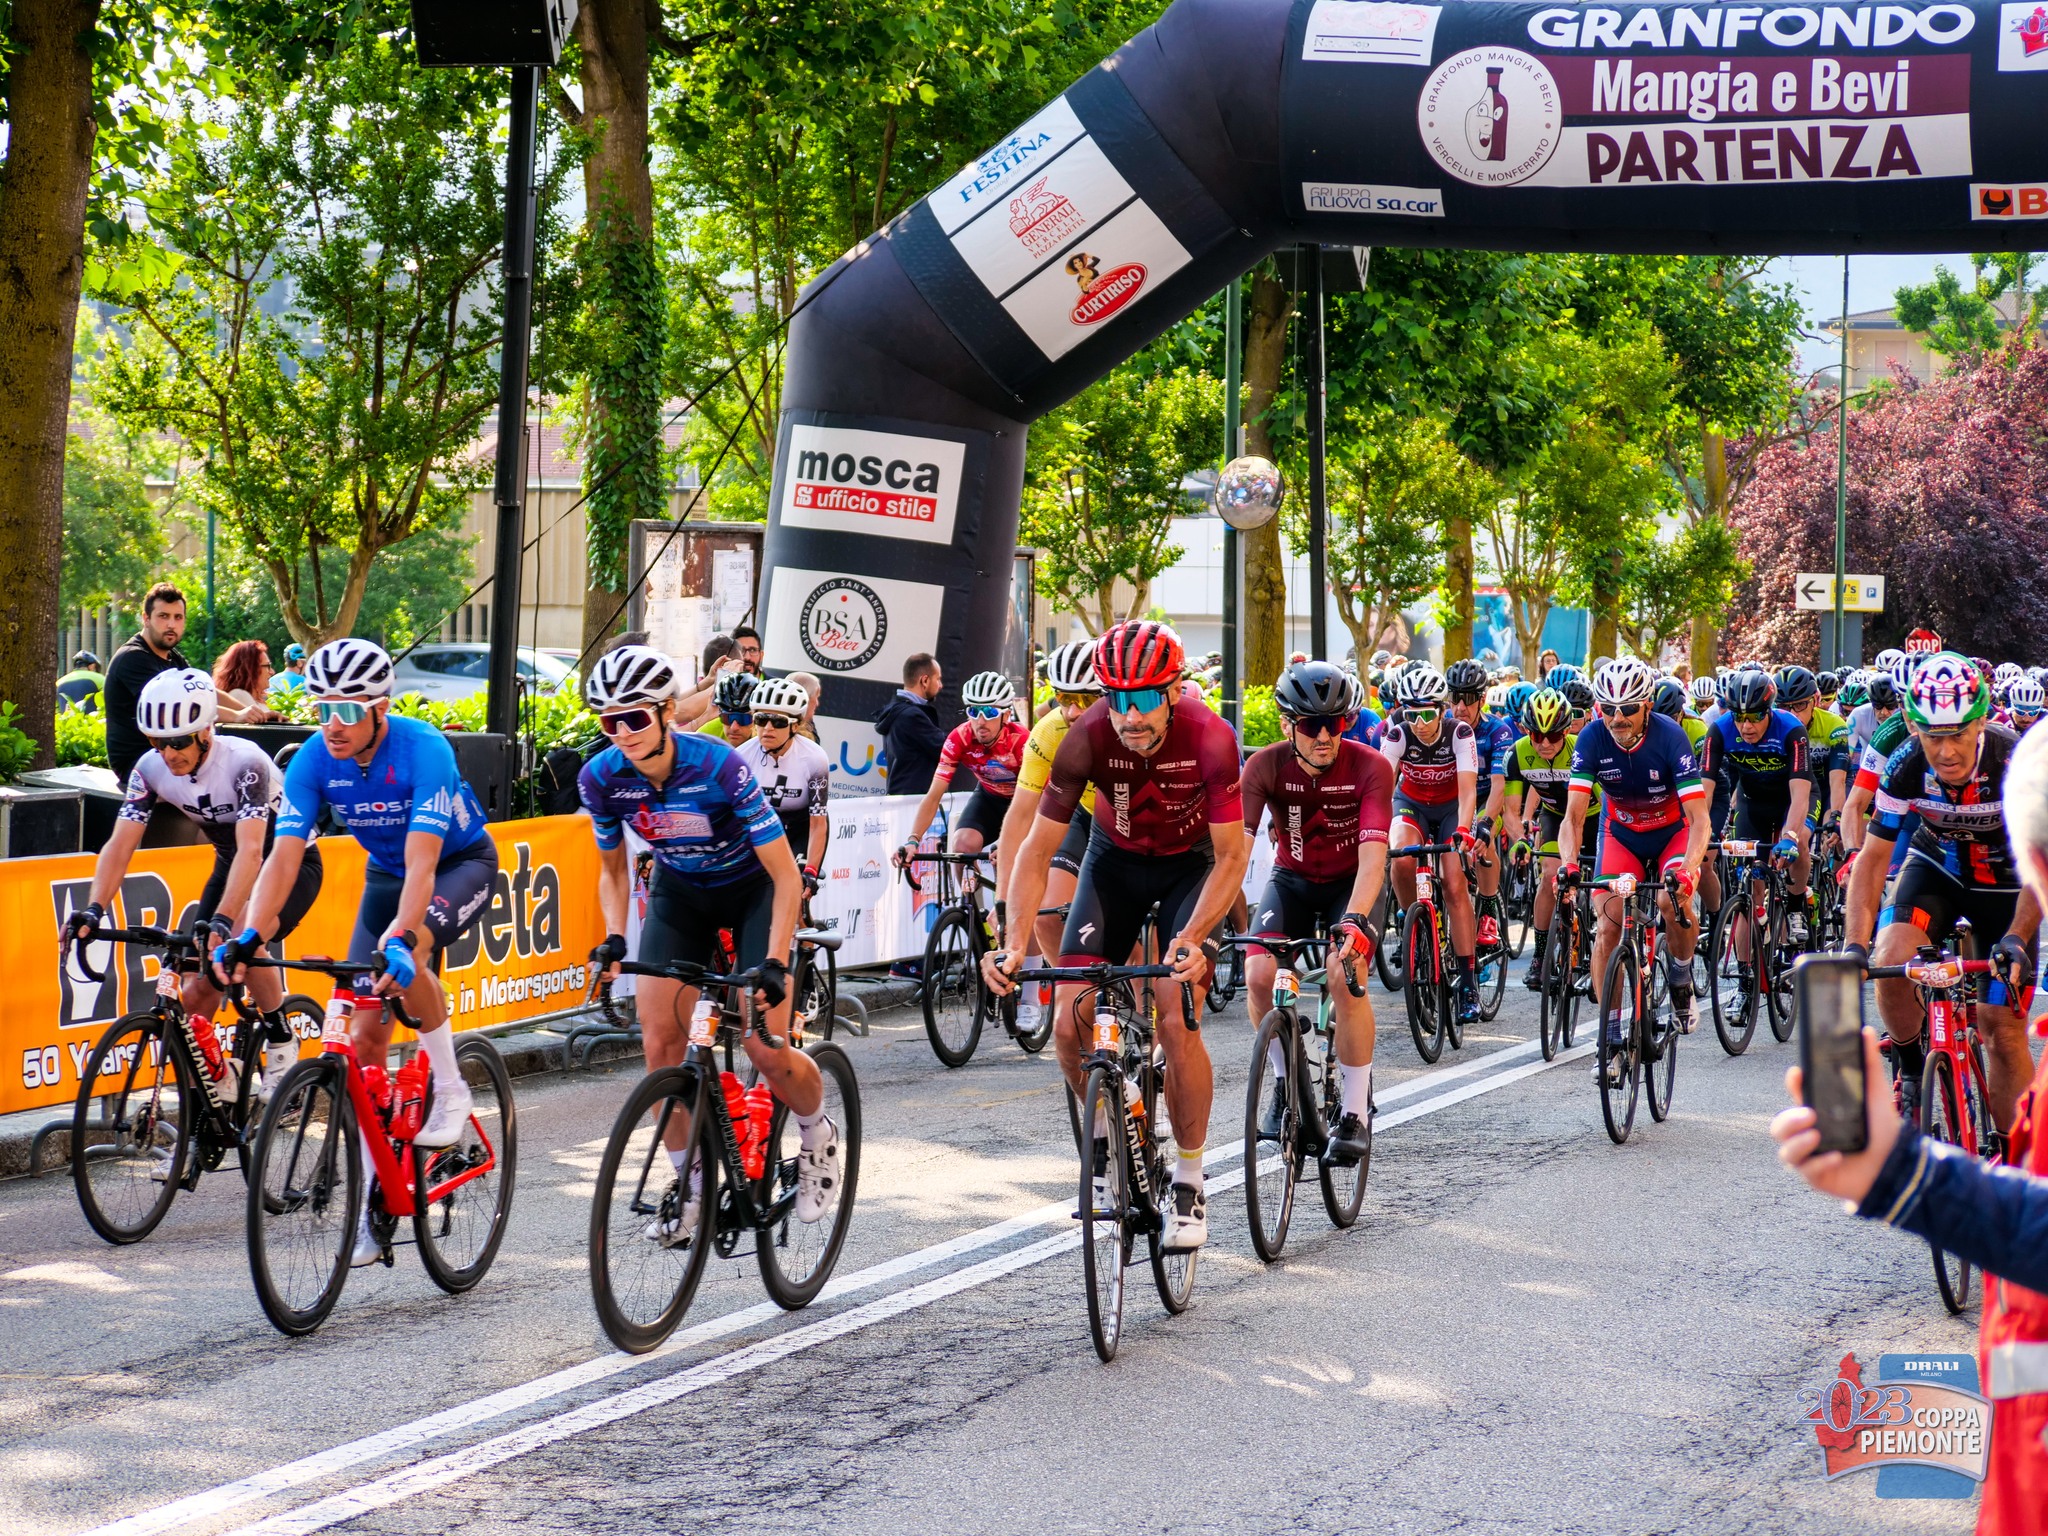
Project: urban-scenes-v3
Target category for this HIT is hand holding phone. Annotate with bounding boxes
[1796,955,1869,1155]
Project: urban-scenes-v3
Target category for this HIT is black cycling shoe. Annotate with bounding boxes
[1455,976,1481,1026]
[1322,1110,1373,1167]
[1895,1073,1921,1128]
[1522,961,1545,992]
[1257,1080,1287,1142]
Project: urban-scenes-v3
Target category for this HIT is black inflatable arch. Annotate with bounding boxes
[762,0,2042,753]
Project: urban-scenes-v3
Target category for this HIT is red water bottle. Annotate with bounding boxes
[744,1082,776,1178]
[390,1055,428,1142]
[720,1070,750,1163]
[363,1064,394,1126]
[188,1016,238,1105]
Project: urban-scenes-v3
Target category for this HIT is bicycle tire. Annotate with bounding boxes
[1079,1066,1129,1362]
[588,1066,718,1354]
[71,1012,194,1245]
[1403,903,1445,1064]
[1706,900,1757,1057]
[1374,887,1403,991]
[1537,907,1571,1062]
[236,995,325,1195]
[1243,1010,1299,1263]
[1597,941,1641,1145]
[1763,889,1797,1042]
[758,1041,863,1309]
[793,944,836,1044]
[1147,1047,1197,1315]
[1920,1052,1973,1314]
[246,1056,359,1337]
[1644,945,1677,1124]
[1475,894,1509,1022]
[921,907,983,1068]
[413,1037,518,1295]
[1317,1032,1368,1228]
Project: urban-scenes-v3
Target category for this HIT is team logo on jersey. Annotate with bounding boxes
[799,578,888,673]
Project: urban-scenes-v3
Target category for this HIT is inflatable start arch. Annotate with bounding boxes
[761,0,2045,745]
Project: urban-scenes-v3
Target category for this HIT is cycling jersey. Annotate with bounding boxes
[735,734,830,848]
[1017,708,1096,817]
[1239,739,1392,882]
[1379,719,1477,806]
[579,729,786,888]
[1870,722,2023,891]
[935,719,1029,797]
[1341,707,1384,751]
[1853,711,1912,795]
[276,713,489,877]
[1803,707,1853,780]
[1847,700,1879,755]
[1505,733,1579,820]
[1680,713,1710,753]
[1464,712,1516,781]
[1701,709,1811,806]
[1571,713,1704,832]
[119,735,284,853]
[1040,696,1242,856]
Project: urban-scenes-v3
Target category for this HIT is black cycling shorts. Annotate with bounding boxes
[1251,867,1352,942]
[1882,858,2036,1010]
[348,835,498,969]
[1532,805,1598,861]
[1732,792,1794,844]
[198,839,323,942]
[1391,794,1460,848]
[641,864,776,975]
[1051,806,1093,876]
[1062,832,1212,971]
[952,785,1010,846]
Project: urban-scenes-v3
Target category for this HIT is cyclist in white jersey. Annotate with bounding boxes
[735,677,831,885]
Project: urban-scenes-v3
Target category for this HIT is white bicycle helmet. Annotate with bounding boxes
[1873,647,1906,677]
[2008,676,2045,715]
[305,638,394,700]
[1994,661,2024,695]
[1688,675,1718,706]
[1592,656,1656,708]
[1042,639,1101,694]
[748,676,809,719]
[962,670,1018,708]
[1885,650,1916,691]
[584,644,677,712]
[136,668,218,737]
[1395,664,1448,708]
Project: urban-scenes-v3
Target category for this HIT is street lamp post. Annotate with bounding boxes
[1305,245,1328,663]
[1832,256,1849,671]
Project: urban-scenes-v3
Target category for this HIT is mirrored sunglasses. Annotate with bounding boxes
[315,701,372,725]
[966,704,1009,720]
[1287,713,1349,738]
[599,707,659,736]
[1055,690,1096,710]
[1599,702,1644,719]
[753,711,799,729]
[1404,706,1442,723]
[149,733,202,753]
[1107,687,1169,714]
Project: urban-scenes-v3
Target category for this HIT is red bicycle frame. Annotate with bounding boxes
[1909,955,1996,1160]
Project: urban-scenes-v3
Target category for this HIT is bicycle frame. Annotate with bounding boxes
[1871,935,1997,1158]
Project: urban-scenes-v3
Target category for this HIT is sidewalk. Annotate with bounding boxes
[1,972,918,1182]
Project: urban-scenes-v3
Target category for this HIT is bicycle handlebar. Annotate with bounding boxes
[1389,842,1458,858]
[69,923,198,983]
[1011,962,1200,1031]
[1863,957,1994,983]
[234,953,420,1030]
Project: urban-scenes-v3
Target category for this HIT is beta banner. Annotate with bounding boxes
[3,816,606,1118]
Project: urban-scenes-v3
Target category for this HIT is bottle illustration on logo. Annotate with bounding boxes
[1467,66,1508,162]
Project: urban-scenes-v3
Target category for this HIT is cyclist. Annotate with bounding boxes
[1778,665,1849,826]
[1816,669,1842,717]
[212,640,497,1265]
[1381,664,1483,1026]
[1688,673,1721,726]
[995,641,1102,1040]
[1447,658,1513,951]
[984,621,1248,1252]
[1341,670,1385,750]
[895,670,1028,865]
[1241,661,1393,1166]
[1841,674,1904,856]
[1560,675,1595,732]
[576,645,835,1240]
[700,670,757,745]
[1557,658,1710,1062]
[1846,652,2040,1131]
[1700,668,1814,982]
[62,670,324,1109]
[1502,687,1589,993]
[2009,676,2046,735]
[735,676,831,892]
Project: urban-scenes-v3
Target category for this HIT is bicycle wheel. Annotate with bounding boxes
[588,1066,718,1354]
[1707,900,1758,1057]
[1078,1066,1130,1362]
[1317,1036,1368,1228]
[1243,1010,1299,1263]
[71,1013,195,1245]
[1403,903,1445,1064]
[1147,1055,1197,1316]
[1597,943,1641,1146]
[413,1037,518,1294]
[1011,978,1054,1055]
[1505,862,1533,958]
[1374,888,1403,991]
[1763,892,1797,1042]
[921,907,983,1068]
[246,1057,359,1336]
[1475,895,1509,1022]
[1644,947,1677,1123]
[757,1042,862,1309]
[1920,1053,1973,1314]
[1537,909,1571,1061]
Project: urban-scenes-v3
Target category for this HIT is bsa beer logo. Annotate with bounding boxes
[1064,251,1148,328]
[800,579,888,673]
[1418,48,1561,186]
[1008,177,1085,260]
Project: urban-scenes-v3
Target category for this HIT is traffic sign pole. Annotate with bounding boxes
[1833,256,1850,669]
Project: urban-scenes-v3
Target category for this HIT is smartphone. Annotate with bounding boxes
[1796,955,1869,1155]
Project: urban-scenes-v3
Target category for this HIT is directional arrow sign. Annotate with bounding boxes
[1797,576,1832,608]
[1794,574,1886,613]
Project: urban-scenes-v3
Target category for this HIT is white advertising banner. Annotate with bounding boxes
[776,425,967,546]
[762,566,945,686]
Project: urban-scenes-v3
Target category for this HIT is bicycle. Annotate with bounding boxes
[587,957,861,1353]
[1577,870,1692,1145]
[1537,848,1598,1062]
[1500,840,1537,959]
[1225,931,1368,1261]
[1705,838,1797,1055]
[906,849,1054,1065]
[68,924,321,1245]
[1372,879,1404,992]
[1469,839,1510,1023]
[1864,927,1998,1314]
[1012,958,1197,1362]
[1390,840,1474,1064]
[238,953,517,1335]
[790,899,847,1042]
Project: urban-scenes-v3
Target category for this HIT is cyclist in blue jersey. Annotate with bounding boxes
[1341,671,1384,750]
[1447,659,1513,947]
[577,645,835,1237]
[1700,668,1815,950]
[1557,659,1712,1064]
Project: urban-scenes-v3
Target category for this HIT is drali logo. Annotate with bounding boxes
[800,578,888,672]
[1063,250,1148,327]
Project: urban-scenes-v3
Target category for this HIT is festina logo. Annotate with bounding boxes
[960,129,1056,203]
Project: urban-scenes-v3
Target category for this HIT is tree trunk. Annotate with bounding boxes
[1241,267,1293,688]
[1440,515,1473,664]
[0,0,102,767]
[1511,592,1549,669]
[1688,424,1729,675]
[1591,547,1623,662]
[575,0,663,659]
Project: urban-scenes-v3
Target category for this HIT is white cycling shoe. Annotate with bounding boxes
[644,1178,702,1247]
[796,1118,841,1224]
[257,1042,298,1105]
[1161,1182,1208,1252]
[414,1081,474,1148]
[351,1210,384,1268]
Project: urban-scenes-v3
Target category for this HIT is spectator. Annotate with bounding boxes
[674,634,742,730]
[874,653,945,795]
[103,583,190,783]
[276,643,308,691]
[1537,648,1560,678]
[55,651,103,714]
[1772,718,2048,1530]
[212,639,282,723]
[732,624,764,675]
[787,670,822,742]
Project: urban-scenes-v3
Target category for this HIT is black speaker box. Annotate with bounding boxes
[412,0,578,67]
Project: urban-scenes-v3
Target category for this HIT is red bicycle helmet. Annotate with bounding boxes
[1095,620,1185,690]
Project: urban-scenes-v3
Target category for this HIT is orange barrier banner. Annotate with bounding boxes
[2,816,606,1117]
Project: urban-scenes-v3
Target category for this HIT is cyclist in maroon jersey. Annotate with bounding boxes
[1380,663,1483,1025]
[985,620,1248,1252]
[1241,662,1393,1165]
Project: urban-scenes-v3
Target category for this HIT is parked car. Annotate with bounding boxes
[390,644,578,703]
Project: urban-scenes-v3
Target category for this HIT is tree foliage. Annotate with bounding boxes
[60,428,165,612]
[1894,253,2047,364]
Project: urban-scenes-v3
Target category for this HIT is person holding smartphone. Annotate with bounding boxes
[1773,717,2048,1534]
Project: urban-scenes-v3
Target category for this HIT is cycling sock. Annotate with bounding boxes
[668,1146,689,1175]
[419,1024,461,1090]
[1339,1062,1372,1119]
[1175,1146,1204,1190]
[796,1107,832,1148]
[1532,931,1549,963]
[1891,1034,1926,1079]
[1265,1038,1287,1080]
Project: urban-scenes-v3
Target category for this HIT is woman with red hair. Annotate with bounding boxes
[212,640,281,724]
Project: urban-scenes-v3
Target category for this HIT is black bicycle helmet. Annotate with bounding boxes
[715,671,758,712]
[1561,677,1595,714]
[1273,660,1355,719]
[1728,670,1778,714]
[1866,674,1900,711]
[1443,658,1489,696]
[1774,665,1818,707]
[1816,669,1841,697]
[1650,677,1687,721]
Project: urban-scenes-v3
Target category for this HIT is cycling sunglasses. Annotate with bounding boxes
[599,707,660,736]
[1287,713,1348,738]
[722,711,753,727]
[148,732,202,752]
[1055,690,1096,710]
[1450,690,1485,706]
[1599,702,1644,719]
[1404,706,1442,723]
[1733,709,1771,725]
[753,710,799,729]
[966,704,1009,720]
[1529,729,1566,748]
[315,700,373,726]
[1107,686,1169,714]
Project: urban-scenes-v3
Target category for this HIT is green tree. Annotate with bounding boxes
[1020,365,1219,633]
[1619,516,1748,663]
[60,429,165,612]
[1894,253,2047,364]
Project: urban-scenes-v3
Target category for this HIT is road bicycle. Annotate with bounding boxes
[1864,926,1998,1314]
[1372,879,1404,992]
[1537,849,1598,1062]
[1576,870,1692,1145]
[1500,840,1537,959]
[1469,840,1511,1022]
[587,957,861,1353]
[67,923,321,1244]
[1705,838,1797,1055]
[906,849,1054,1066]
[1392,840,1487,1063]
[1224,930,1368,1261]
[1014,957,1197,1362]
[1807,821,1846,952]
[237,953,517,1335]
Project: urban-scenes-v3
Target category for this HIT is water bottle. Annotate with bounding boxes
[720,1070,750,1148]
[363,1064,395,1126]
[187,1015,238,1107]
[743,1082,776,1178]
[390,1055,428,1142]
[322,989,356,1045]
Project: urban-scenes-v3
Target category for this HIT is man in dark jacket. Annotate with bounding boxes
[874,653,945,796]
[103,583,190,783]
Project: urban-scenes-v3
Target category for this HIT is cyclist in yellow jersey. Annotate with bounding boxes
[995,641,1102,1039]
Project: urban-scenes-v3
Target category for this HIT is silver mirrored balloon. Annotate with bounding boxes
[1215,456,1283,530]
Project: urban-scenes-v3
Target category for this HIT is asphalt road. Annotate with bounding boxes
[0,946,1998,1536]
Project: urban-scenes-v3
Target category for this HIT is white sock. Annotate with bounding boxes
[419,1025,461,1092]
[1175,1146,1204,1190]
[797,1106,832,1147]
[1265,1038,1287,1079]
[357,1129,380,1224]
[668,1146,689,1174]
[1339,1061,1373,1119]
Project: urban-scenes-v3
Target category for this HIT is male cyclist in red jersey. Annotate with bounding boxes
[1380,663,1483,1026]
[895,670,1028,863]
[984,621,1247,1251]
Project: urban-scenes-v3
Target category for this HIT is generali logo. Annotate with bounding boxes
[1008,176,1085,260]
[1064,250,1148,327]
